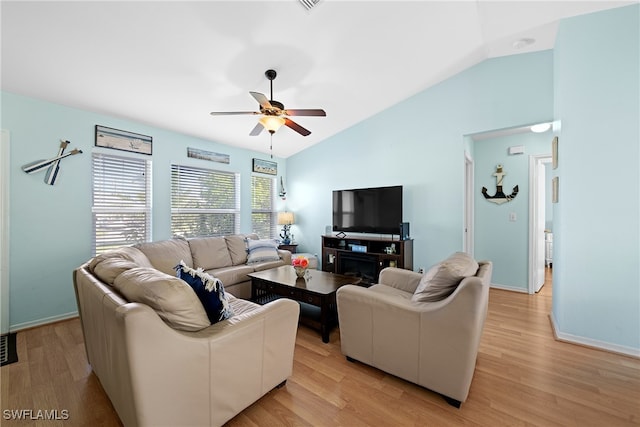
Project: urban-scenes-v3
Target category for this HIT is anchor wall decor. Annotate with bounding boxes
[482,164,518,205]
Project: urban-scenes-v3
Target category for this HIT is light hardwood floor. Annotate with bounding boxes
[2,269,639,426]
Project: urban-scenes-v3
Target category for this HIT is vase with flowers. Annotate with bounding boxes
[292,255,309,278]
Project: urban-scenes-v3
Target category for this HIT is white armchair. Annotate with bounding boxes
[336,259,492,407]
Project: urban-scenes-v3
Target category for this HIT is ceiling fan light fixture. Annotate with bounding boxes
[260,116,285,133]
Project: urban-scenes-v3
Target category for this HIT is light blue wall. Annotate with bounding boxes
[1,91,286,329]
[287,51,554,272]
[552,5,639,352]
[473,131,552,291]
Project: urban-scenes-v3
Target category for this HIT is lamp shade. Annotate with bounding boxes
[277,211,294,225]
[260,116,285,133]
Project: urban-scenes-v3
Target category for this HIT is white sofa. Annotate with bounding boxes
[73,234,299,426]
[132,233,292,299]
[336,254,492,407]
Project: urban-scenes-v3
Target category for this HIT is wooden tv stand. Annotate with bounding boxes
[321,235,413,285]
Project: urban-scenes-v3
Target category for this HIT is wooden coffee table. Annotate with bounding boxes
[248,266,361,343]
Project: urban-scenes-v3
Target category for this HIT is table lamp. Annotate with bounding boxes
[277,211,295,244]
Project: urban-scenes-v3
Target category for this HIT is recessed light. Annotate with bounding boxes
[531,123,551,133]
[513,38,536,50]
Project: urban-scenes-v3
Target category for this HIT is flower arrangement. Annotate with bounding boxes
[292,255,309,277]
[292,255,309,268]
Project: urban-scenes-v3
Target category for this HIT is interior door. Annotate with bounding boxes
[533,161,546,292]
[529,154,551,294]
[1,129,9,334]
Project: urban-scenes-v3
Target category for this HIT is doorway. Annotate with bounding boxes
[467,123,554,293]
[528,154,552,293]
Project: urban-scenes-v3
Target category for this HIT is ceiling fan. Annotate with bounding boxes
[210,69,326,137]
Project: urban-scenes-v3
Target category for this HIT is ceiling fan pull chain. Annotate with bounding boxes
[270,133,273,158]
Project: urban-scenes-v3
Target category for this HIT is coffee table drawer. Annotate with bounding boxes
[296,291,321,306]
[262,285,321,306]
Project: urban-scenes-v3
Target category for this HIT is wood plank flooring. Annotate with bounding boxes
[2,269,639,426]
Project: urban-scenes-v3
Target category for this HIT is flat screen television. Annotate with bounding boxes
[332,185,403,235]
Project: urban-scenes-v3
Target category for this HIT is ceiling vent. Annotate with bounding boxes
[299,0,321,10]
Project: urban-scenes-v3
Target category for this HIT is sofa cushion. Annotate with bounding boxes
[134,238,193,276]
[412,252,479,302]
[175,261,233,324]
[113,267,210,331]
[251,259,286,272]
[189,236,233,270]
[226,294,260,316]
[225,234,257,265]
[205,265,255,288]
[246,238,280,264]
[93,257,139,285]
[88,246,153,273]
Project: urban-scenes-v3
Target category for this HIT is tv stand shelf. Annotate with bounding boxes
[321,235,413,285]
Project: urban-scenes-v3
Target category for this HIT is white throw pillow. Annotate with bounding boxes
[412,252,479,302]
[246,238,280,264]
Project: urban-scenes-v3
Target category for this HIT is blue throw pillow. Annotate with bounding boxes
[175,261,233,324]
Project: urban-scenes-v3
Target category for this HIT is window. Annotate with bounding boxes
[92,153,152,255]
[171,164,240,238]
[251,175,277,239]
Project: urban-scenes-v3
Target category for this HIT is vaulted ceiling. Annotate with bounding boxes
[1,1,633,157]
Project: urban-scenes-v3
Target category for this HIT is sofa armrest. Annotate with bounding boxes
[337,284,423,381]
[116,298,299,426]
[278,249,292,265]
[378,267,422,293]
[415,275,489,402]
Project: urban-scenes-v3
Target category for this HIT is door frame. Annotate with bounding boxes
[463,151,474,256]
[1,130,10,334]
[528,153,551,294]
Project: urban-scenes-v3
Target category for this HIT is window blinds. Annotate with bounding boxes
[171,164,240,238]
[92,153,152,255]
[251,175,277,239]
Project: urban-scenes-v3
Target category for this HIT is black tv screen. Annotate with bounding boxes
[332,185,403,235]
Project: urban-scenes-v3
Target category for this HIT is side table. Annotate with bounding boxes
[278,244,298,254]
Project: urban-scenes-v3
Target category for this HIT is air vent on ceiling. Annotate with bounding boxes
[299,0,321,10]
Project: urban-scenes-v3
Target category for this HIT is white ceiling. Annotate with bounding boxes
[1,1,634,158]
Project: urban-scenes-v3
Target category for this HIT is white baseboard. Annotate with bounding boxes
[489,282,528,293]
[549,312,640,359]
[10,311,79,332]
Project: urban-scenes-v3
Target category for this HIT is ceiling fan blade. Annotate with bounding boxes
[210,111,259,116]
[250,92,272,110]
[284,118,311,136]
[249,122,264,136]
[284,109,326,117]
